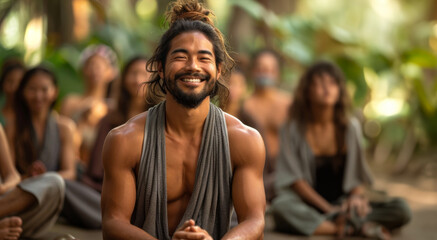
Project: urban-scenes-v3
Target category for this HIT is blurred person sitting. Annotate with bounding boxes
[0,123,65,240]
[242,49,291,202]
[82,56,151,192]
[0,59,25,127]
[60,44,118,165]
[223,68,257,128]
[271,61,411,239]
[8,66,101,229]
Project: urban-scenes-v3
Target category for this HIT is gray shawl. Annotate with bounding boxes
[275,117,373,194]
[31,113,61,172]
[131,101,233,239]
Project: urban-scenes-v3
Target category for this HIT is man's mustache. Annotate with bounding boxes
[174,72,210,81]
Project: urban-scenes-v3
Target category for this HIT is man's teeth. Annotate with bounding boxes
[182,78,201,83]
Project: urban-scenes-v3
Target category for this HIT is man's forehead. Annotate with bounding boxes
[168,31,214,55]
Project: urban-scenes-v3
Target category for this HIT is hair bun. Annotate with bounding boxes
[167,0,214,26]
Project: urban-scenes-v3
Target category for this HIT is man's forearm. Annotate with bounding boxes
[221,218,264,240]
[103,218,157,240]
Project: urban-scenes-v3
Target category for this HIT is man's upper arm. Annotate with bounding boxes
[101,128,138,224]
[230,125,266,223]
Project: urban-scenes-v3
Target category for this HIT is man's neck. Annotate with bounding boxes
[165,96,210,138]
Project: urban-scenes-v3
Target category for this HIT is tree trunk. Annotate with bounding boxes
[429,0,437,20]
[45,0,74,47]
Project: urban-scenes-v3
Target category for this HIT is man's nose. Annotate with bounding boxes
[186,58,201,72]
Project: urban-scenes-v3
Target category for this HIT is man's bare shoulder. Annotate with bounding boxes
[103,112,148,167]
[108,111,147,142]
[224,113,265,167]
[225,113,260,138]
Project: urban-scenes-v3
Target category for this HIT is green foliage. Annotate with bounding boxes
[229,0,437,152]
[1,0,437,152]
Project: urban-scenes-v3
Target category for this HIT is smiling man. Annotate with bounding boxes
[100,1,266,239]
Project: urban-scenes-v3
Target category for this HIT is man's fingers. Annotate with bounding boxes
[173,231,206,239]
[178,219,195,231]
[188,226,201,232]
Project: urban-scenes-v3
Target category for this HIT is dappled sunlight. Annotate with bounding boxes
[23,16,45,65]
[0,13,20,49]
[135,0,158,20]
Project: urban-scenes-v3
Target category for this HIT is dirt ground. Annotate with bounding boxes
[46,166,437,240]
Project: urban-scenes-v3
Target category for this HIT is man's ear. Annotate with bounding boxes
[216,63,222,80]
[158,63,164,79]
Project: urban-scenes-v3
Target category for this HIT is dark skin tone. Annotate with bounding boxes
[101,31,266,240]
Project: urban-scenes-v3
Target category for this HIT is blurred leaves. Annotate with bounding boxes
[403,48,437,68]
[1,0,437,153]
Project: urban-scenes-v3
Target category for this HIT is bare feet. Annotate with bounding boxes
[0,217,22,240]
[361,222,391,240]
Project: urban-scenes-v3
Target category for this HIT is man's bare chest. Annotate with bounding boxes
[165,138,200,202]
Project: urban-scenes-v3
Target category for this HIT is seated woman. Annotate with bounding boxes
[0,123,65,240]
[0,59,25,126]
[8,66,101,229]
[82,56,150,192]
[271,61,411,239]
[60,44,118,165]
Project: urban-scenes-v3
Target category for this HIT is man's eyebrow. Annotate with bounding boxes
[170,49,188,55]
[170,49,213,56]
[198,50,213,56]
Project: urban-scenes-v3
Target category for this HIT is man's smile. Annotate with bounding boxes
[180,78,202,83]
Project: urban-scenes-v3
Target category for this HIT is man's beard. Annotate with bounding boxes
[165,72,216,109]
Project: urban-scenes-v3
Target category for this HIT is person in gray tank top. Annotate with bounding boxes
[100,1,266,239]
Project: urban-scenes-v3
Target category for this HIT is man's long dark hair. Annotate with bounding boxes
[289,61,351,154]
[14,66,58,173]
[145,0,234,108]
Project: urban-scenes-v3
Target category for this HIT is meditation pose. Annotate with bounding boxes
[8,66,101,229]
[271,61,411,239]
[101,1,266,239]
[242,49,291,202]
[0,124,65,240]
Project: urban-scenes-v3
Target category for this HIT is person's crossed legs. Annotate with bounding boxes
[0,187,37,240]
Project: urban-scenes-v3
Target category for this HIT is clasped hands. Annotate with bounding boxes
[172,219,213,240]
[331,194,372,218]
